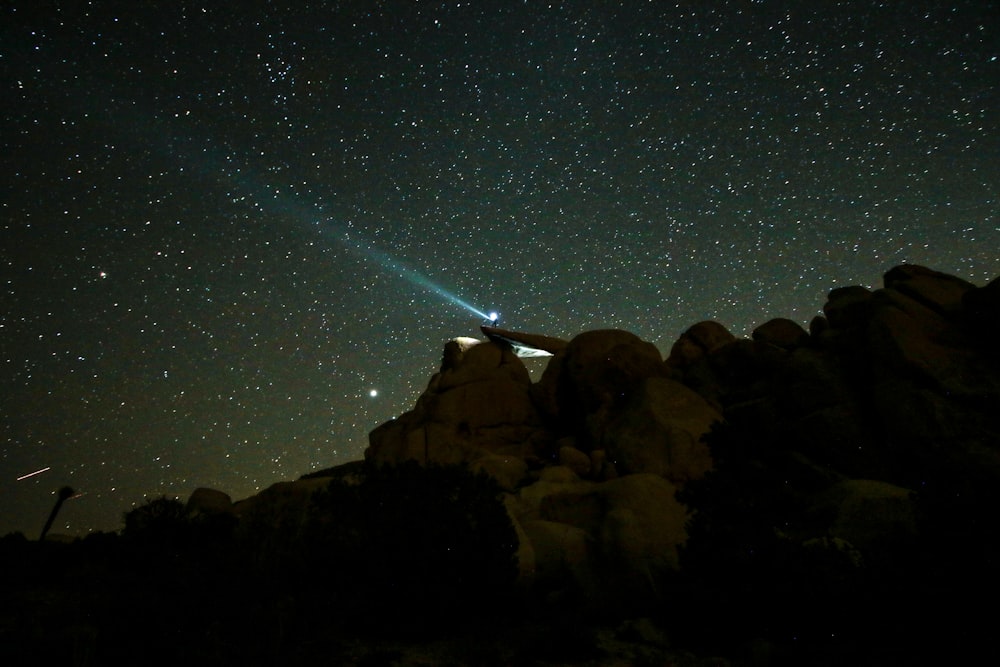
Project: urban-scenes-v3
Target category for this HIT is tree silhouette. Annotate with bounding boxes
[39,485,74,541]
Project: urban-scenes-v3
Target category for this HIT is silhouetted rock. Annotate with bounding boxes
[349,266,1000,618]
[557,444,592,477]
[752,317,810,350]
[534,329,668,443]
[185,488,233,518]
[665,320,736,372]
[823,284,875,330]
[883,263,975,317]
[545,473,688,603]
[366,338,544,489]
[963,274,1000,333]
[599,377,717,483]
[810,479,917,553]
[509,472,688,608]
[102,262,994,665]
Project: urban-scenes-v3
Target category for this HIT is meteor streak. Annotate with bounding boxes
[335,230,492,320]
[16,466,50,481]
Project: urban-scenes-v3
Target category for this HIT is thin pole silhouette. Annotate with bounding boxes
[40,486,74,541]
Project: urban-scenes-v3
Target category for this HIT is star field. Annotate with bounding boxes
[2,1,998,537]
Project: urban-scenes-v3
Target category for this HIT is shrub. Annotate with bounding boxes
[122,496,188,540]
[302,461,520,628]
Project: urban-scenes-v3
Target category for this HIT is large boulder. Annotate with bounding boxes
[436,336,532,389]
[366,339,545,489]
[823,285,875,330]
[557,443,593,477]
[518,518,597,603]
[538,474,689,606]
[866,287,980,396]
[700,338,789,408]
[883,264,975,318]
[665,320,736,372]
[508,472,689,608]
[810,479,917,553]
[963,275,1000,333]
[186,487,234,518]
[857,280,1000,480]
[534,329,668,445]
[599,377,719,484]
[752,317,810,350]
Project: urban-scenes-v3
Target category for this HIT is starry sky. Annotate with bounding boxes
[2,1,998,538]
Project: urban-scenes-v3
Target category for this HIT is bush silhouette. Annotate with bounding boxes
[122,495,236,546]
[122,496,188,539]
[301,461,520,627]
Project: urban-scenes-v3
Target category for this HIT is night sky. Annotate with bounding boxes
[2,1,997,538]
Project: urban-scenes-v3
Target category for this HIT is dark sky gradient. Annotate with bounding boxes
[2,1,998,537]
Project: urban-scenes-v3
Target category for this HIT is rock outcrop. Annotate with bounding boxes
[356,329,719,606]
[366,337,546,490]
[185,487,234,518]
[210,263,1000,613]
[667,264,1000,487]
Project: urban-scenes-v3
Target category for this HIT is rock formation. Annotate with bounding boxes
[216,264,1000,612]
[366,337,547,490]
[361,328,721,606]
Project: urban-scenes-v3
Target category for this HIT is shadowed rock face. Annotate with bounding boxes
[366,340,543,490]
[186,488,234,518]
[666,265,1000,486]
[213,264,1000,611]
[523,473,690,606]
[666,320,736,373]
[360,329,715,606]
[752,317,809,350]
[598,377,718,483]
[883,263,976,316]
[534,329,670,444]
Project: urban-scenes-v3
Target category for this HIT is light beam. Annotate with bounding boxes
[71,82,493,322]
[337,233,491,320]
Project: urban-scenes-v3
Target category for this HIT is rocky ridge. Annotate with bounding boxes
[193,264,1000,611]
